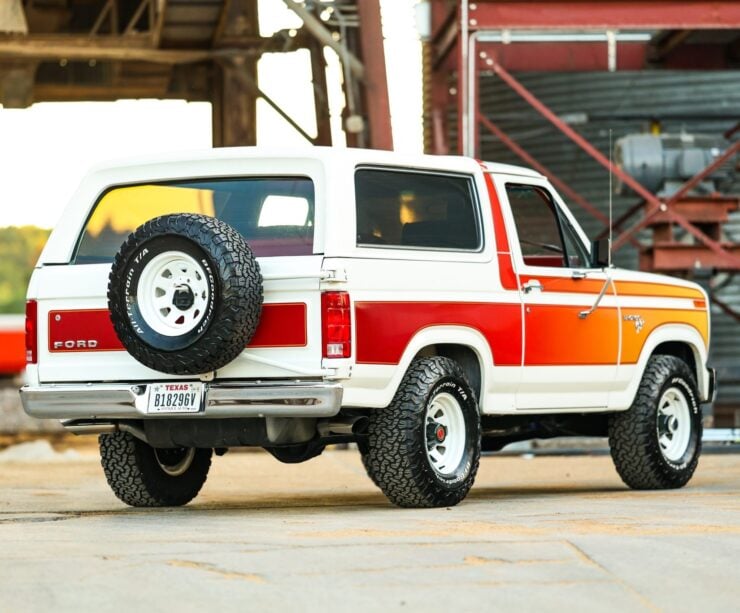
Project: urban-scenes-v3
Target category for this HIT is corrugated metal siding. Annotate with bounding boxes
[477,71,740,407]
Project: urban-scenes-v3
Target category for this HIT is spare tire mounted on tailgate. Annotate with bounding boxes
[108,213,263,375]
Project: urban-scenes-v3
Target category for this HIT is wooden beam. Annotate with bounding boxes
[211,56,258,146]
[0,35,212,63]
[152,0,167,47]
[90,0,116,36]
[124,0,152,35]
[34,84,168,101]
[210,1,259,147]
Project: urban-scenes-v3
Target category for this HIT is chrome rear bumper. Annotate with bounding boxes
[20,381,343,420]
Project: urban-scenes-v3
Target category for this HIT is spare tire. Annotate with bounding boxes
[108,213,262,375]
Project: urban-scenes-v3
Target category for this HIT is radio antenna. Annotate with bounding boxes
[608,128,613,268]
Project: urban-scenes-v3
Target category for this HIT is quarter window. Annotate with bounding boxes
[355,168,480,250]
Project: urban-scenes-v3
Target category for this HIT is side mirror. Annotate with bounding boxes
[590,238,610,268]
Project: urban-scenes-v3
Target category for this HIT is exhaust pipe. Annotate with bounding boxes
[318,415,369,437]
[61,421,117,435]
[61,420,148,443]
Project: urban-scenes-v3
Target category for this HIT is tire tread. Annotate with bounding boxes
[363,357,480,508]
[99,431,211,507]
[608,354,702,490]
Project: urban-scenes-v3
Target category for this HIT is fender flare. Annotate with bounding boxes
[388,325,493,410]
[618,323,710,408]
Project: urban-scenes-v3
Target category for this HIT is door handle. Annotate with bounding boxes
[522,279,543,294]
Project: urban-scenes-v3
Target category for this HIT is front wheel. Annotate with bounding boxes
[609,354,702,490]
[362,357,481,508]
[99,431,212,507]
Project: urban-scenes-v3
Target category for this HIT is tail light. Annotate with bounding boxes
[25,299,38,364]
[321,291,351,358]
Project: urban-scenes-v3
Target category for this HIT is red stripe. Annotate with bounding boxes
[48,309,121,352]
[250,303,307,347]
[48,303,307,353]
[355,301,522,366]
[484,172,519,292]
[485,172,510,253]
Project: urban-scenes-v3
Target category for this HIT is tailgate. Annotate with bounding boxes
[34,256,325,383]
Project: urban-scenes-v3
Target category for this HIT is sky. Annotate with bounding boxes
[0,0,423,228]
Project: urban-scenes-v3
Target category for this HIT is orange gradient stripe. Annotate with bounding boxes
[621,308,709,364]
[518,275,705,301]
[524,304,619,365]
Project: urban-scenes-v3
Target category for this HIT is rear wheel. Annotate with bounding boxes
[609,354,702,490]
[99,431,212,507]
[362,357,481,508]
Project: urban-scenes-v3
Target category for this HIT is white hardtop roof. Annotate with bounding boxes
[83,146,542,179]
[480,160,543,178]
[39,147,543,264]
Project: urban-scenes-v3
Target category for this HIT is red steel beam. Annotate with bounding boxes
[486,58,740,268]
[357,0,393,151]
[488,59,663,205]
[479,42,649,71]
[479,114,644,247]
[479,114,609,225]
[612,140,740,251]
[468,1,740,29]
[478,41,736,71]
[670,140,740,204]
[647,243,740,271]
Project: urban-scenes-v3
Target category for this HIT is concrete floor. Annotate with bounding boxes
[0,443,739,612]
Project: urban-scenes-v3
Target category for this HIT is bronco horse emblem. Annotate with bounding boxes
[624,314,645,334]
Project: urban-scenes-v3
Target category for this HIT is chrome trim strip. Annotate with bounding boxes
[21,381,343,420]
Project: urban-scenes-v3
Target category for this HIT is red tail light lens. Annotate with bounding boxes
[321,291,351,358]
[25,299,38,365]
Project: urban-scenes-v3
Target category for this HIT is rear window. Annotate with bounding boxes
[75,177,315,264]
[355,168,480,250]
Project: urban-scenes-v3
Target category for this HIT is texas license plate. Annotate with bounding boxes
[147,383,203,414]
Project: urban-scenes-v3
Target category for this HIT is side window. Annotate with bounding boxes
[506,184,588,268]
[355,168,480,250]
[560,217,590,268]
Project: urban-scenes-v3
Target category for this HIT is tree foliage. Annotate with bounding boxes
[0,226,50,314]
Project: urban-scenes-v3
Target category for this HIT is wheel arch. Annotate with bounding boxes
[622,323,710,408]
[652,340,698,383]
[414,344,482,403]
[395,326,492,410]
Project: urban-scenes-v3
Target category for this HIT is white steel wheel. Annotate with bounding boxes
[425,392,467,476]
[137,251,210,337]
[154,447,197,477]
[656,386,692,462]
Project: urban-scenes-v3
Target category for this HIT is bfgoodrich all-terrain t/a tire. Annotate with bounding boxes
[363,357,481,508]
[609,354,702,490]
[107,213,262,376]
[99,431,212,507]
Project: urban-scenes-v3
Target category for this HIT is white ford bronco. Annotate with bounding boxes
[21,148,715,508]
